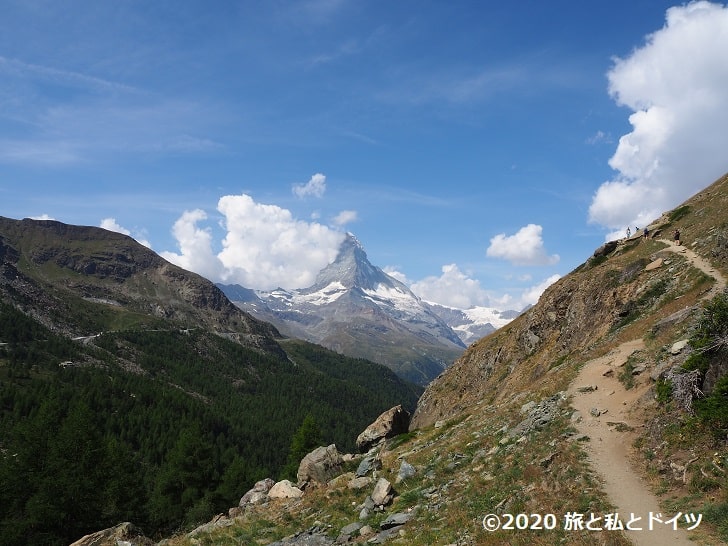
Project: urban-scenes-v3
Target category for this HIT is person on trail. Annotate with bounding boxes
[626,227,631,238]
[674,228,681,245]
[643,227,649,239]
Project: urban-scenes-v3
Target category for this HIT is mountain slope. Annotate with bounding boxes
[0,217,422,545]
[220,234,466,385]
[0,217,281,353]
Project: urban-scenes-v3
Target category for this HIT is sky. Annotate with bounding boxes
[2,1,728,312]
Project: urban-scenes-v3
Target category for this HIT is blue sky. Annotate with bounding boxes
[2,1,728,311]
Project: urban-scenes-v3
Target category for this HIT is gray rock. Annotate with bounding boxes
[339,521,363,537]
[593,240,618,258]
[366,526,405,544]
[356,454,382,477]
[371,478,392,506]
[348,476,373,489]
[356,405,410,452]
[509,393,564,438]
[240,477,275,506]
[380,512,413,529]
[268,480,304,499]
[297,444,343,485]
[69,523,153,546]
[670,339,690,355]
[577,385,597,392]
[396,460,416,483]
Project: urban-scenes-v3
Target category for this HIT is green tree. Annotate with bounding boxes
[282,414,321,480]
[148,423,217,530]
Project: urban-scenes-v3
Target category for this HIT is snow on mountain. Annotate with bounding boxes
[424,301,521,346]
[218,234,466,385]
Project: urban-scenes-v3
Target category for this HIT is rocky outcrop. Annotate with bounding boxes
[356,405,410,452]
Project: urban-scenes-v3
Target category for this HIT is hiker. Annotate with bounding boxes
[626,227,631,238]
[674,228,681,245]
[643,227,649,239]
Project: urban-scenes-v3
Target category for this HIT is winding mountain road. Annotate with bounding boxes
[568,239,726,546]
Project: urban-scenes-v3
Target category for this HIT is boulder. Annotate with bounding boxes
[239,477,275,506]
[355,452,382,477]
[297,444,343,485]
[69,522,153,546]
[371,477,393,506]
[356,405,411,452]
[269,480,304,499]
[396,460,416,483]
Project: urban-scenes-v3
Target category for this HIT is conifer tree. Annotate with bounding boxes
[282,414,321,480]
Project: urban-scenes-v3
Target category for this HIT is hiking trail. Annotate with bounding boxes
[567,240,726,545]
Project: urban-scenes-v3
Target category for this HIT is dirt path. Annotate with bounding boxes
[658,239,727,297]
[567,240,726,545]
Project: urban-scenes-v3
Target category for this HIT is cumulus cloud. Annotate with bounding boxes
[486,224,560,266]
[161,194,345,290]
[589,1,728,233]
[332,209,358,226]
[100,217,151,248]
[399,262,559,311]
[292,173,327,198]
[160,210,223,280]
[410,263,492,309]
[520,274,561,308]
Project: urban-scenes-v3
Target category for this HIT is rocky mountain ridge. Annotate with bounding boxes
[0,216,282,353]
[219,234,468,385]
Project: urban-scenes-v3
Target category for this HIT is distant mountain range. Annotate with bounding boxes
[218,234,521,384]
[424,302,522,346]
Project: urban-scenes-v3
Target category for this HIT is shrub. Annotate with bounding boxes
[668,205,691,223]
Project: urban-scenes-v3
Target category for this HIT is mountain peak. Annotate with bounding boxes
[306,232,399,293]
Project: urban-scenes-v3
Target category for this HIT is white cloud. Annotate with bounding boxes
[332,209,358,226]
[486,224,559,266]
[162,194,345,290]
[100,217,131,235]
[519,274,561,308]
[160,210,223,280]
[410,264,492,309]
[292,173,327,198]
[589,1,728,232]
[100,217,151,248]
[404,262,558,312]
[29,214,55,221]
[383,267,410,285]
